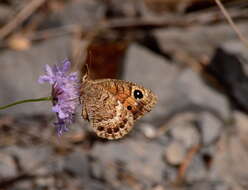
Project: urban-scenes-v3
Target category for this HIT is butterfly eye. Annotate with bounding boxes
[133,89,143,99]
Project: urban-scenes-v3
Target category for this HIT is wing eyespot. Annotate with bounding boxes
[133,89,143,99]
[127,105,132,110]
[97,126,104,131]
[107,128,112,134]
[113,127,120,133]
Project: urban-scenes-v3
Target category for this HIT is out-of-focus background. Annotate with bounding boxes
[1,0,248,189]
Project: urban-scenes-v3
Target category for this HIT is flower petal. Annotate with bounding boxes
[38,75,53,84]
[38,59,80,135]
[45,64,54,77]
[61,59,71,73]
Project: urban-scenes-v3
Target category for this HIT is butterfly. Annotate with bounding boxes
[80,69,157,140]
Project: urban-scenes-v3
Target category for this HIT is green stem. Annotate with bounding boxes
[0,97,52,110]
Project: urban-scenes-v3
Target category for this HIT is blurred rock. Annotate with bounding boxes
[5,146,53,173]
[164,140,186,165]
[199,112,222,146]
[154,23,248,58]
[64,150,90,177]
[104,0,139,18]
[210,125,248,190]
[152,185,165,190]
[170,117,200,149]
[0,4,14,25]
[90,159,104,180]
[92,138,165,187]
[11,180,33,190]
[59,0,105,28]
[174,69,231,120]
[234,111,248,144]
[0,152,17,179]
[7,34,31,51]
[185,155,208,182]
[190,181,231,190]
[35,176,55,189]
[139,123,157,139]
[222,40,248,62]
[84,180,107,190]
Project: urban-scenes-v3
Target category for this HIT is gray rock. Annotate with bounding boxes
[153,23,248,58]
[0,5,14,24]
[190,181,230,190]
[234,111,248,140]
[59,0,105,28]
[221,37,248,63]
[185,156,208,183]
[90,159,105,180]
[164,140,186,165]
[139,123,157,139]
[101,0,140,18]
[199,112,222,145]
[152,185,165,190]
[64,150,89,177]
[173,69,231,120]
[170,119,200,149]
[11,181,33,190]
[92,138,165,185]
[5,146,53,173]
[35,176,55,189]
[210,123,248,190]
[0,152,17,179]
[84,180,108,190]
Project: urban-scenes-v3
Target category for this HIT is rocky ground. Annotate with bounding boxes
[1,0,248,190]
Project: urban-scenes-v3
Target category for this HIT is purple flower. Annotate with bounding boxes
[38,59,80,135]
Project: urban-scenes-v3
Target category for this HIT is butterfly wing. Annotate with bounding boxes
[82,83,134,140]
[89,79,157,120]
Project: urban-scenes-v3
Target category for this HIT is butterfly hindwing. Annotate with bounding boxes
[81,82,134,140]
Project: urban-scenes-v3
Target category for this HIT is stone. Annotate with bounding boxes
[0,152,17,179]
[35,176,55,188]
[170,120,200,149]
[89,157,105,180]
[234,111,248,144]
[0,4,14,24]
[59,0,105,28]
[173,69,231,120]
[139,123,157,139]
[84,180,108,190]
[190,181,230,190]
[64,150,90,177]
[11,181,33,190]
[210,129,248,190]
[91,138,165,186]
[5,146,53,173]
[199,112,222,145]
[152,185,165,190]
[164,140,186,165]
[153,23,248,59]
[185,155,208,183]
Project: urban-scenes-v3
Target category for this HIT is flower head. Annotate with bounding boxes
[38,59,80,135]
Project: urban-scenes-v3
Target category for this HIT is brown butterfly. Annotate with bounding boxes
[80,68,157,140]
